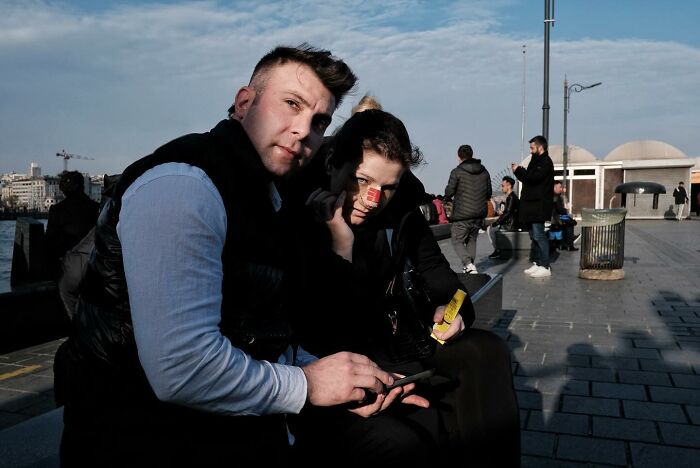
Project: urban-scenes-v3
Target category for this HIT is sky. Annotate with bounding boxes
[1,0,699,194]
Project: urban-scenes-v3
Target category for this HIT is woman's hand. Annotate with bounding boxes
[431,305,466,342]
[326,191,354,261]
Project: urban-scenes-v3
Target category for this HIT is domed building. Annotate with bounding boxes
[602,140,694,219]
[520,140,695,219]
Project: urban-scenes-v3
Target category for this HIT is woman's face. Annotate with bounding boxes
[342,149,404,226]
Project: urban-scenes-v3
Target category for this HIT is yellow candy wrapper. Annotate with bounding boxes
[431,289,467,344]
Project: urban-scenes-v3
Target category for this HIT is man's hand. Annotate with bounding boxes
[348,378,430,418]
[511,163,520,172]
[432,304,465,342]
[301,352,394,407]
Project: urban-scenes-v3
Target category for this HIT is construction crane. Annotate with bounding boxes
[56,149,95,172]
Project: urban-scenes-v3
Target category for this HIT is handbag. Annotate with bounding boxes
[382,257,437,364]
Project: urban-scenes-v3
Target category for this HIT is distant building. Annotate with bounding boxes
[519,140,695,219]
[30,162,41,178]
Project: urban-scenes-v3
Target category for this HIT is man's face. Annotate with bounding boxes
[234,62,335,177]
[501,181,512,194]
[529,142,543,156]
[554,183,563,194]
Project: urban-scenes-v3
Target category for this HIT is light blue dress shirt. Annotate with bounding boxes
[117,162,314,416]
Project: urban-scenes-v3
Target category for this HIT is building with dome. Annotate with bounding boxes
[519,140,696,219]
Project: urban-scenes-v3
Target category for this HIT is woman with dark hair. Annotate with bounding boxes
[291,109,520,466]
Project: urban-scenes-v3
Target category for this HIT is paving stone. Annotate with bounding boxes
[670,373,700,389]
[658,422,700,448]
[527,411,589,435]
[630,442,700,468]
[556,435,627,465]
[521,430,555,457]
[566,367,616,383]
[649,386,700,405]
[623,400,687,423]
[520,455,589,467]
[592,382,647,401]
[591,356,639,370]
[613,347,661,359]
[535,378,589,397]
[618,369,672,386]
[639,359,693,374]
[591,416,658,442]
[517,391,544,410]
[633,339,679,349]
[561,396,620,417]
[686,406,700,425]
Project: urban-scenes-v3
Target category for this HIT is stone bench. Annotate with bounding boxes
[494,230,530,251]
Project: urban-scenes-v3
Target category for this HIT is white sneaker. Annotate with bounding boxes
[463,263,478,274]
[530,266,552,278]
[523,263,539,274]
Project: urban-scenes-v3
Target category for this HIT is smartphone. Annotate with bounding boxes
[386,369,435,390]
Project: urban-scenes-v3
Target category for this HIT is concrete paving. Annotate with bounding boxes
[1,219,699,467]
[439,218,700,467]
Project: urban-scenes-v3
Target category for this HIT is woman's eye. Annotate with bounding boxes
[285,99,299,109]
[354,177,368,185]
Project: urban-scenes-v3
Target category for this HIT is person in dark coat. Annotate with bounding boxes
[444,145,492,274]
[44,171,99,278]
[551,181,578,251]
[294,109,520,466]
[672,181,689,221]
[487,175,519,258]
[512,135,554,278]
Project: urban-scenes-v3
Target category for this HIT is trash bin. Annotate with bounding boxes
[579,208,627,270]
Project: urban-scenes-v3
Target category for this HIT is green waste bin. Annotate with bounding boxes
[579,208,627,270]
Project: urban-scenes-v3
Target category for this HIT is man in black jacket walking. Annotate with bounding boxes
[444,144,492,274]
[512,135,554,278]
[673,181,689,221]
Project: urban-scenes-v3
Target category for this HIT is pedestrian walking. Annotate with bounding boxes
[444,145,492,274]
[673,181,689,221]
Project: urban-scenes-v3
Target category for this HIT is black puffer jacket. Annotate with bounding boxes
[444,159,492,221]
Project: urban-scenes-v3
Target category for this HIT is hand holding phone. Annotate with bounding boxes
[386,369,435,390]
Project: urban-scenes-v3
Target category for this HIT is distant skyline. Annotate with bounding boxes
[1,0,699,194]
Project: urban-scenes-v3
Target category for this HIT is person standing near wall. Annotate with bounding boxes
[673,181,689,221]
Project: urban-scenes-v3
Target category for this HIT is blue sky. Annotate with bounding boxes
[1,0,699,194]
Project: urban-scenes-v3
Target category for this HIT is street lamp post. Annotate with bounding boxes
[562,79,602,195]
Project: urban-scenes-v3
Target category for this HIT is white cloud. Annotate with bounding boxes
[0,0,698,194]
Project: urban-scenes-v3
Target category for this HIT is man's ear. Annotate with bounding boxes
[232,86,255,120]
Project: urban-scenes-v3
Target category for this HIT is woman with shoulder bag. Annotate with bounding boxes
[290,109,520,466]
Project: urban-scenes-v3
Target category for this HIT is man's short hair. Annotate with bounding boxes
[679,181,684,185]
[59,171,85,197]
[457,145,473,160]
[250,44,357,108]
[529,135,548,151]
[502,176,515,187]
[553,180,563,187]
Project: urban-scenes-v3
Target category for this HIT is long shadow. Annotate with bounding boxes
[511,288,700,465]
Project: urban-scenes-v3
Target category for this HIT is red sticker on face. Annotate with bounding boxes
[366,187,381,204]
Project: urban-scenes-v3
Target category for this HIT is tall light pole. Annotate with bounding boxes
[542,0,555,140]
[562,79,602,193]
[521,44,527,161]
